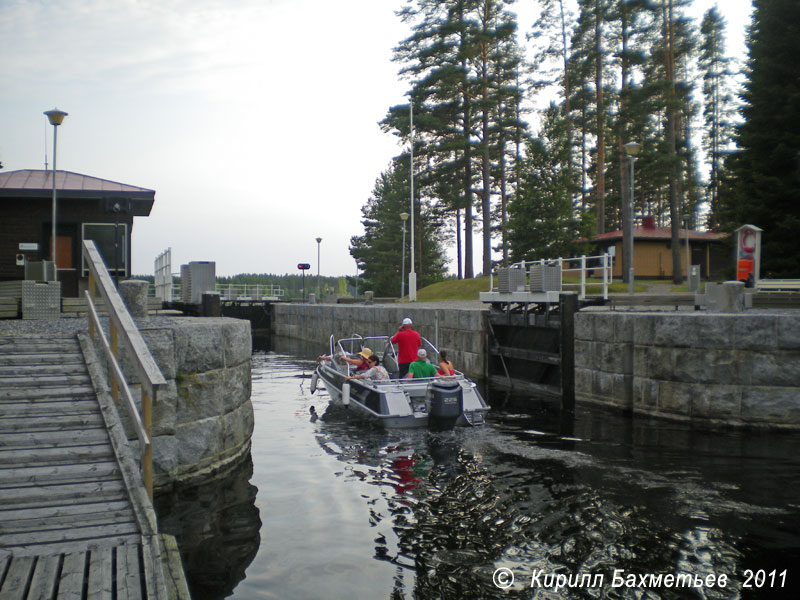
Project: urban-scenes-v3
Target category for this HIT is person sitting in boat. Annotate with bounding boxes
[317,348,373,371]
[437,350,455,376]
[406,348,438,379]
[345,354,389,382]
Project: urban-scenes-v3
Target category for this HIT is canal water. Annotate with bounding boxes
[156,340,800,599]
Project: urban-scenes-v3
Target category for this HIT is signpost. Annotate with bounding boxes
[297,263,310,301]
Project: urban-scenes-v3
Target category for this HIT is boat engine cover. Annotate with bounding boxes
[427,379,463,428]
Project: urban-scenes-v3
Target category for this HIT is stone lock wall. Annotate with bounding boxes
[117,316,254,490]
[272,304,488,381]
[575,311,800,428]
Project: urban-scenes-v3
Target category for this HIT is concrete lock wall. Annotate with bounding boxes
[114,317,254,490]
[272,304,488,381]
[575,312,800,429]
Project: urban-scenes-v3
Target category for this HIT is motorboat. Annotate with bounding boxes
[311,334,490,429]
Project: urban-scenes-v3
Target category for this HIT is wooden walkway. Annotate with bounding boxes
[0,335,183,599]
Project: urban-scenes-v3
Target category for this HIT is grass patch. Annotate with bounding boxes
[414,275,654,301]
[416,277,491,302]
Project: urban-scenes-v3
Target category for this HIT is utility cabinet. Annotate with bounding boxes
[529,264,562,292]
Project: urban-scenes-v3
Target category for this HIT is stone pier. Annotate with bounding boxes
[575,311,800,429]
[117,316,254,490]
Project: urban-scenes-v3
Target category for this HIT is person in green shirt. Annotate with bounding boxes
[406,348,438,379]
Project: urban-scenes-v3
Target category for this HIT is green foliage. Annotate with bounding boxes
[699,6,737,229]
[507,104,588,261]
[387,0,527,278]
[719,0,800,277]
[350,159,448,297]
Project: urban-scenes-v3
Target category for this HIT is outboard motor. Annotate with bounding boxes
[427,379,463,430]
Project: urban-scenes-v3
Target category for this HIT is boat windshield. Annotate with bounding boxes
[329,334,460,380]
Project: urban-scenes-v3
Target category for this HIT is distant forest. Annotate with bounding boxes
[134,272,358,301]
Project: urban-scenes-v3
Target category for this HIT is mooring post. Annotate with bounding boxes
[559,292,577,413]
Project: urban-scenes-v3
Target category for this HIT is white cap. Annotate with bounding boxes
[417,348,427,358]
[402,317,413,326]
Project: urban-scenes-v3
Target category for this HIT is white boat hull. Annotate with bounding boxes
[315,363,489,429]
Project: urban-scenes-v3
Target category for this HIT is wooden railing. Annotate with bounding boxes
[83,240,166,499]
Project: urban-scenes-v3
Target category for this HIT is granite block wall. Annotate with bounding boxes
[575,311,800,428]
[272,304,488,381]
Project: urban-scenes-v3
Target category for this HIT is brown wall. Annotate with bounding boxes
[608,240,712,279]
[0,197,134,290]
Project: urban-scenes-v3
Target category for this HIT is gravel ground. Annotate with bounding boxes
[0,316,90,337]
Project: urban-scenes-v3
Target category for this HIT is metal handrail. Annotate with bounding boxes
[83,240,166,499]
[490,253,612,300]
[216,283,285,300]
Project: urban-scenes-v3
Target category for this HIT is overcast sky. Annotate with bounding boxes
[0,0,752,277]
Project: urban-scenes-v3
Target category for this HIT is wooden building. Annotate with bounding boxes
[0,169,155,297]
[591,217,729,280]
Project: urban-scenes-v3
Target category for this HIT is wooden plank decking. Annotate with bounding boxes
[0,335,184,599]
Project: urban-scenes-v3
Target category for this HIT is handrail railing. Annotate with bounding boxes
[489,253,612,300]
[83,239,166,500]
[216,283,284,300]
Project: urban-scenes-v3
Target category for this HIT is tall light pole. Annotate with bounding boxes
[408,100,417,301]
[400,212,409,302]
[623,141,641,295]
[44,108,68,281]
[315,237,322,301]
[354,258,359,299]
[682,213,691,284]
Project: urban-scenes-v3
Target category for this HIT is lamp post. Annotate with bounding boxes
[682,213,691,284]
[408,100,417,301]
[623,140,641,295]
[315,237,322,301]
[44,108,68,281]
[354,259,359,300]
[400,212,409,302]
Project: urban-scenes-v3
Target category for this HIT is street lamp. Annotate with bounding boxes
[315,237,322,301]
[408,100,417,301]
[682,213,691,284]
[623,140,641,295]
[44,108,68,281]
[400,212,409,302]
[354,258,359,300]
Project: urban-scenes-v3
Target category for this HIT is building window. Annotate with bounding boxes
[82,223,127,276]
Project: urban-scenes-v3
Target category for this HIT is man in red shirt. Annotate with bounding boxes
[391,317,421,378]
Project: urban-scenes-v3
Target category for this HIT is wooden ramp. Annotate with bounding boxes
[0,335,180,599]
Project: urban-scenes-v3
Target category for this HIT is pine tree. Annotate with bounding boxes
[507,104,586,261]
[350,160,448,297]
[699,6,736,229]
[721,0,800,277]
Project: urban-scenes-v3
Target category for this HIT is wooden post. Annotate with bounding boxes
[110,321,119,404]
[142,387,154,500]
[560,292,577,413]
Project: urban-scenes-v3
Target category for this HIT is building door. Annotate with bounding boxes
[55,236,73,269]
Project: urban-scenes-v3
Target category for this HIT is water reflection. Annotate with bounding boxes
[155,454,261,599]
[158,341,800,600]
[313,398,800,599]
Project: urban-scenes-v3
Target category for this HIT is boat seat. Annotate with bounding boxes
[382,353,399,379]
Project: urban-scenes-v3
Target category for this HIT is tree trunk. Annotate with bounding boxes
[594,0,606,235]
